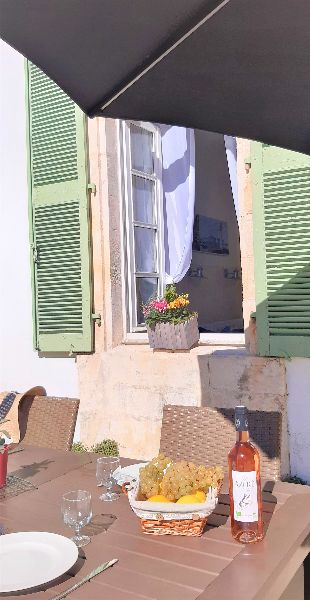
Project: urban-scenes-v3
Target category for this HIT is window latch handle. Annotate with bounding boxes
[92,313,102,326]
[88,182,96,195]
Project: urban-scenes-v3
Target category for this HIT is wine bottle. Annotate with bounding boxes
[228,405,263,543]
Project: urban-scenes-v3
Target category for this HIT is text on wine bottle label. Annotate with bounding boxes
[232,470,258,523]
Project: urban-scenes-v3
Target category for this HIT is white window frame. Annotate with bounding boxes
[119,121,245,347]
[120,120,165,332]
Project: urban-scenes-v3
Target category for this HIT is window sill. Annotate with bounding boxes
[199,333,245,346]
[122,332,245,347]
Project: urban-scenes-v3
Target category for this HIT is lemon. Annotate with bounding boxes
[176,494,200,504]
[148,495,172,503]
[195,490,206,503]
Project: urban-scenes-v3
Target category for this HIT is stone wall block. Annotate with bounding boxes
[209,355,286,396]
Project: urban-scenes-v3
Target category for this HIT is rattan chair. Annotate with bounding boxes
[160,405,282,480]
[20,395,79,452]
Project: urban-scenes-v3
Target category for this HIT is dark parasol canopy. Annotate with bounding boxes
[1,0,310,153]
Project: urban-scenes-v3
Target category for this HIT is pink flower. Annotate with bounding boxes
[153,300,168,312]
[143,298,168,317]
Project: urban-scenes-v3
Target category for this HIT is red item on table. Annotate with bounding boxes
[0,445,8,488]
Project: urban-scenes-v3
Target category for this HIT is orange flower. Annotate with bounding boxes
[168,295,189,309]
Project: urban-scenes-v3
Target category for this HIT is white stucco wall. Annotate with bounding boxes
[0,40,78,399]
[286,358,310,483]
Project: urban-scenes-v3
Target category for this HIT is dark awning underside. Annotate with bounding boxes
[1,0,310,154]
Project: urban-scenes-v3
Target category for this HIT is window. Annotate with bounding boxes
[121,121,164,331]
[121,124,244,344]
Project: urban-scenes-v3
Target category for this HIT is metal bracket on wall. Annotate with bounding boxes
[188,266,204,278]
[244,157,251,173]
[224,268,240,280]
[87,182,96,195]
[92,313,102,327]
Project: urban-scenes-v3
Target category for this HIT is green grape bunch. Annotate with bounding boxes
[138,454,223,501]
[161,461,224,502]
[139,453,171,499]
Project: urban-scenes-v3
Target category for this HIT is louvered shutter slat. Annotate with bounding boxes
[26,63,93,352]
[252,143,310,357]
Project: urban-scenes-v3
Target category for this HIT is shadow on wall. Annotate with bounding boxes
[209,408,281,464]
[196,263,310,472]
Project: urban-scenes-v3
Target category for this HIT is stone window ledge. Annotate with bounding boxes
[122,332,245,347]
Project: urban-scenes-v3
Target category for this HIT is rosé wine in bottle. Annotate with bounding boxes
[228,405,263,543]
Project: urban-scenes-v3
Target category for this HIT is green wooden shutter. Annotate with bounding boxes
[252,142,310,357]
[26,62,93,353]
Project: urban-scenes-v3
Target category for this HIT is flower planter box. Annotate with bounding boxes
[147,316,199,350]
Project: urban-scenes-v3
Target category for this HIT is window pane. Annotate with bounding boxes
[132,176,155,224]
[136,277,158,324]
[134,227,157,273]
[130,124,154,174]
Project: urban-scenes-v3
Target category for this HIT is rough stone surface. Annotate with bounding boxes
[79,345,289,475]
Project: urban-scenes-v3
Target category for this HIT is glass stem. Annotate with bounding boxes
[75,524,81,538]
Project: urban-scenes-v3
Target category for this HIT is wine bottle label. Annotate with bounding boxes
[232,470,258,523]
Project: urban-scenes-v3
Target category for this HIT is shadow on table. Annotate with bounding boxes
[0,552,86,597]
[83,513,117,537]
[261,480,278,535]
[9,459,54,480]
[205,480,277,535]
[0,514,117,597]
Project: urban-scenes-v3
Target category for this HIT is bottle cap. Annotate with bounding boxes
[235,405,249,431]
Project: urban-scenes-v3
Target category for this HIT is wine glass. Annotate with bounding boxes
[96,456,120,501]
[61,490,92,547]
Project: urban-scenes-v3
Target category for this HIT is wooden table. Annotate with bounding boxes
[1,446,310,600]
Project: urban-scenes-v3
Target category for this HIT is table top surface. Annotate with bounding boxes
[0,445,310,600]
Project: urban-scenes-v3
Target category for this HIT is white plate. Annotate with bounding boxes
[0,532,79,592]
[113,462,147,486]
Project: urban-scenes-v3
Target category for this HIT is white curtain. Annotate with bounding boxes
[224,135,239,225]
[160,126,195,283]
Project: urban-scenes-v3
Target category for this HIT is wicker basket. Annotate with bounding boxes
[141,516,208,536]
[126,479,223,537]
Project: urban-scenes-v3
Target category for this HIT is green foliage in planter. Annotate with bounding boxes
[282,474,308,485]
[71,441,88,453]
[143,284,197,330]
[72,439,119,456]
[164,284,178,304]
[91,439,119,456]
